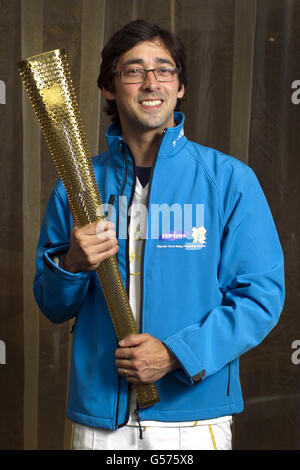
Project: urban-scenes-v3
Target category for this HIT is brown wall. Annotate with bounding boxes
[0,0,299,449]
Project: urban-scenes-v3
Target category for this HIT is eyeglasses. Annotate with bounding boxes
[113,66,179,84]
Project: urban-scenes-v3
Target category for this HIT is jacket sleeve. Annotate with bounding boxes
[163,168,285,385]
[33,181,93,324]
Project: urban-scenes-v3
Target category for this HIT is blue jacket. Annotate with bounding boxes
[34,112,285,429]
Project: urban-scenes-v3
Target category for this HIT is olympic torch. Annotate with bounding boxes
[18,48,160,408]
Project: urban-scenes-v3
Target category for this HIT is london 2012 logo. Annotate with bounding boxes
[191,226,207,246]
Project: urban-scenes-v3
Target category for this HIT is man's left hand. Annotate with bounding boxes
[115,333,179,384]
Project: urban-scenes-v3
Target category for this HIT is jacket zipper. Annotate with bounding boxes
[114,130,166,430]
[139,130,166,336]
[134,129,166,430]
[106,194,115,220]
[115,142,137,430]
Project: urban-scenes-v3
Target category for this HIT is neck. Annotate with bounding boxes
[120,120,174,167]
[125,131,162,167]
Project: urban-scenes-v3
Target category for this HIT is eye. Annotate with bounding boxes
[157,67,177,77]
[124,68,144,77]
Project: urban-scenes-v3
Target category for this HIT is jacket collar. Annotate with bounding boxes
[105,112,187,161]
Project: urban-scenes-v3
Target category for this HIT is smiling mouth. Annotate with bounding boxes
[139,99,163,108]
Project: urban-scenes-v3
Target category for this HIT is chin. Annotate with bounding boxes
[138,116,170,131]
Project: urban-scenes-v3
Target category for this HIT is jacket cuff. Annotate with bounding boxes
[43,244,91,282]
[163,336,206,386]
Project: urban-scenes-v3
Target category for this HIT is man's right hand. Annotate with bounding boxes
[63,220,119,273]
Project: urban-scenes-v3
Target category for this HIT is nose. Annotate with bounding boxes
[141,70,160,90]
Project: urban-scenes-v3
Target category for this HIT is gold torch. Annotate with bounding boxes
[18,48,160,408]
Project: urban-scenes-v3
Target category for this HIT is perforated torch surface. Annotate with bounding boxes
[18,49,159,408]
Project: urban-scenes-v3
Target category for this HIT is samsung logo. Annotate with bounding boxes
[0,80,6,104]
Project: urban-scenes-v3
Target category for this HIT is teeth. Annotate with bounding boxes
[141,100,162,106]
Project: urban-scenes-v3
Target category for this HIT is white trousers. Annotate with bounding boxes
[71,420,232,451]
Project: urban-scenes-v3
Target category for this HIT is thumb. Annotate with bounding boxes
[119,333,149,347]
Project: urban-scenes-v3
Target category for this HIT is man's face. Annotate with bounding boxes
[103,38,185,134]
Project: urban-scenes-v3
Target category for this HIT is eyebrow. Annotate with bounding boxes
[122,57,175,67]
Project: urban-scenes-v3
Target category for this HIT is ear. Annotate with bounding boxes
[102,86,115,100]
[177,84,185,100]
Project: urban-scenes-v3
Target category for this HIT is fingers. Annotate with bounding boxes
[115,341,140,378]
[75,220,115,240]
[118,333,150,348]
[115,335,151,384]
[117,368,140,384]
[115,352,142,383]
[118,370,144,384]
[114,334,178,384]
[82,240,118,269]
[74,221,117,251]
[64,220,119,273]
[72,225,118,263]
[96,220,115,233]
[114,334,150,374]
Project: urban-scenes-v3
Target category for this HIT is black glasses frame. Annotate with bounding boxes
[113,67,179,84]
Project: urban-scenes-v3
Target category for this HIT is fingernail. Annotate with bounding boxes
[119,339,125,346]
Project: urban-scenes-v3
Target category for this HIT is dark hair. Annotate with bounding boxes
[97,19,187,123]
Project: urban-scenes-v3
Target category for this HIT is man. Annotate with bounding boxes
[34,20,285,450]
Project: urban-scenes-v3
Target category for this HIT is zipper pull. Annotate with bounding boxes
[134,407,144,440]
[105,194,115,219]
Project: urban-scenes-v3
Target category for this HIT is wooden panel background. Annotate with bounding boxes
[0,0,299,449]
